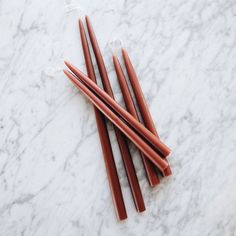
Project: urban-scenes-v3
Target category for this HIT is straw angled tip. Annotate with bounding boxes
[64,61,87,80]
[112,54,117,62]
[64,61,75,74]
[85,15,90,23]
[63,69,71,77]
[78,19,83,26]
[121,48,126,55]
[64,60,71,67]
[113,55,122,68]
[121,48,128,61]
[78,19,85,33]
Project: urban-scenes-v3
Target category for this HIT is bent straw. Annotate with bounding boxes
[63,69,168,173]
[64,61,171,158]
[113,55,160,186]
[78,20,127,220]
[79,20,145,212]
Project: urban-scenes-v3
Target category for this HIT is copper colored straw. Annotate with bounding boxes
[113,55,160,186]
[63,69,169,173]
[64,62,171,158]
[122,49,172,176]
[77,21,127,220]
[79,20,145,213]
[121,49,162,139]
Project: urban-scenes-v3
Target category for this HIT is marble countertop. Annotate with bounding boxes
[1,0,236,235]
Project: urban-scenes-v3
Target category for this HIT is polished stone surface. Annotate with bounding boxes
[0,0,236,235]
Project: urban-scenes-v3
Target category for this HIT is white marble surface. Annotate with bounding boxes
[1,0,236,235]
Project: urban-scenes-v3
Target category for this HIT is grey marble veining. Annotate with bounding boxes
[0,0,236,235]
